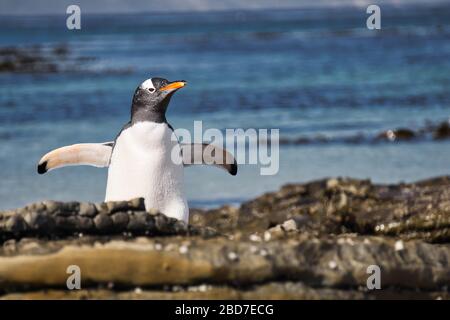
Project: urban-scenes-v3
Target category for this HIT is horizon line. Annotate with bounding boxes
[0,2,448,18]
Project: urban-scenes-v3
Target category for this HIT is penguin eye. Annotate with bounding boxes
[148,88,155,93]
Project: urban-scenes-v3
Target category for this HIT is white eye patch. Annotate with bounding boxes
[140,78,155,92]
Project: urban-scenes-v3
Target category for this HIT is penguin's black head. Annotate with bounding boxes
[131,77,186,123]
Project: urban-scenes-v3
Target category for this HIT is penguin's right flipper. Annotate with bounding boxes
[37,142,114,174]
[181,143,237,176]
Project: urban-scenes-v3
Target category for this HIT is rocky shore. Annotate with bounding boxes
[0,177,449,299]
[278,120,450,145]
[0,44,92,73]
[0,44,131,74]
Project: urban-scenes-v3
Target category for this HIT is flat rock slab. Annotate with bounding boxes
[0,236,448,294]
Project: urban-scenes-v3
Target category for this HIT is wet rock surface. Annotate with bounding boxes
[0,177,449,299]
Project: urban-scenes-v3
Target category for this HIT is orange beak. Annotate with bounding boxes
[159,81,186,91]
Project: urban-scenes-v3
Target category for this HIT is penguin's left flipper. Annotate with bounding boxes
[181,143,237,176]
[37,142,113,174]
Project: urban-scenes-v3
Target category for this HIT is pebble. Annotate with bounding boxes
[171,285,182,292]
[338,192,348,209]
[281,219,297,232]
[328,260,338,269]
[394,240,404,251]
[188,284,209,292]
[228,251,238,261]
[179,245,189,254]
[164,244,175,251]
[326,178,339,189]
[197,284,208,292]
[249,234,262,242]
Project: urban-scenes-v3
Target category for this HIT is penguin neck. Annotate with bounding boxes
[130,101,169,124]
[131,106,167,124]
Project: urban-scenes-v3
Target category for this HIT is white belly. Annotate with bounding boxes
[105,122,188,223]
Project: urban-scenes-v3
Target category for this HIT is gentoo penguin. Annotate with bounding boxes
[37,78,237,223]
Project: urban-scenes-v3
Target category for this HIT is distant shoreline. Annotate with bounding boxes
[2,1,450,17]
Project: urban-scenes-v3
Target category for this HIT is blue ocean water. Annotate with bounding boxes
[1,5,450,209]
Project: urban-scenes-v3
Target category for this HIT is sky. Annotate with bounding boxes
[1,0,448,15]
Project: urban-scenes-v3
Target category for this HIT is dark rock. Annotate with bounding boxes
[5,215,28,234]
[376,128,416,141]
[94,214,114,232]
[0,44,95,73]
[52,44,69,56]
[185,177,448,244]
[106,201,131,214]
[190,206,239,234]
[277,120,450,146]
[173,220,188,233]
[127,211,152,231]
[50,201,79,217]
[94,202,109,214]
[28,202,46,213]
[433,122,450,139]
[153,214,173,234]
[0,198,216,241]
[42,200,61,214]
[128,198,146,211]
[55,216,79,231]
[77,216,95,232]
[24,212,55,233]
[111,212,129,229]
[79,203,97,217]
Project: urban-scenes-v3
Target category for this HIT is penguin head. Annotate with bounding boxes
[131,77,186,123]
